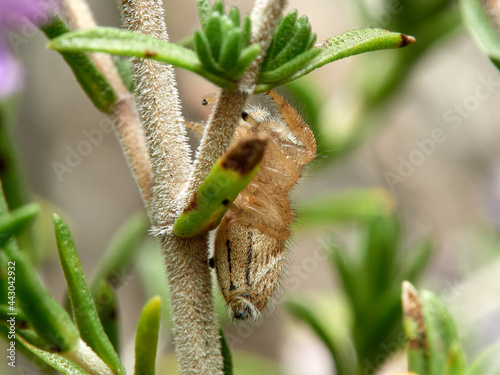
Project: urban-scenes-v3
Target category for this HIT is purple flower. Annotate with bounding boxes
[0,0,55,98]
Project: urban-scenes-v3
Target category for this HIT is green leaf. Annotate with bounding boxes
[196,0,213,28]
[422,290,467,375]
[194,29,221,73]
[230,44,261,79]
[8,249,80,353]
[16,336,88,375]
[307,32,317,50]
[134,296,161,375]
[297,188,395,227]
[255,28,415,92]
[113,56,135,92]
[54,214,125,375]
[402,282,467,375]
[265,15,312,72]
[263,10,298,68]
[239,15,251,50]
[0,203,40,246]
[258,47,321,84]
[47,27,236,90]
[93,280,120,354]
[228,7,241,27]
[41,16,117,114]
[219,29,242,72]
[460,0,500,69]
[204,14,224,61]
[219,328,233,375]
[212,0,225,16]
[173,137,266,238]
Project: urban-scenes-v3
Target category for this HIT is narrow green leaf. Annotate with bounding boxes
[41,16,117,114]
[239,15,251,50]
[205,14,224,61]
[93,280,120,354]
[194,29,222,73]
[47,27,236,90]
[53,214,125,375]
[298,188,395,226]
[173,137,266,238]
[266,15,311,72]
[219,328,233,375]
[230,43,261,79]
[196,0,213,28]
[361,215,400,293]
[134,296,162,375]
[460,0,500,69]
[16,336,88,375]
[0,93,38,262]
[325,237,361,309]
[0,305,48,348]
[255,28,415,92]
[264,10,298,68]
[113,56,135,93]
[212,0,225,16]
[8,249,80,353]
[402,282,429,375]
[228,7,240,27]
[219,29,242,73]
[422,290,467,375]
[0,203,40,246]
[90,212,149,292]
[402,282,467,375]
[307,33,317,50]
[257,47,321,84]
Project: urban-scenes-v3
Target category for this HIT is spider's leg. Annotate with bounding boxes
[184,121,205,134]
[267,90,316,164]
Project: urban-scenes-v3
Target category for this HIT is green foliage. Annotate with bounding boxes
[287,213,433,375]
[41,15,118,114]
[460,0,500,69]
[54,213,125,375]
[173,137,265,238]
[135,296,162,375]
[0,203,40,247]
[47,3,415,94]
[219,328,234,375]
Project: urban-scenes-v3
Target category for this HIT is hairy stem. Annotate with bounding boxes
[61,0,153,205]
[119,1,224,374]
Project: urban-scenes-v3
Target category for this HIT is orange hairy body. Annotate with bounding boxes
[212,90,316,320]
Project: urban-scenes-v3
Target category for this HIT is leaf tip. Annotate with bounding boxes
[400,34,416,48]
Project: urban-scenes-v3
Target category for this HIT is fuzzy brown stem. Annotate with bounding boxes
[61,0,153,206]
[119,1,223,374]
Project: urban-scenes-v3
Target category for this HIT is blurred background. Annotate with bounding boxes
[3,0,500,373]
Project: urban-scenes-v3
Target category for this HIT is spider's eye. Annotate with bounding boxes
[208,257,215,268]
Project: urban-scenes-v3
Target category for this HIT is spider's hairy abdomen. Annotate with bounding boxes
[213,91,316,320]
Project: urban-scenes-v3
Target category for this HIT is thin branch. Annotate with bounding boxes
[61,0,153,206]
[119,1,223,374]
[119,0,191,224]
